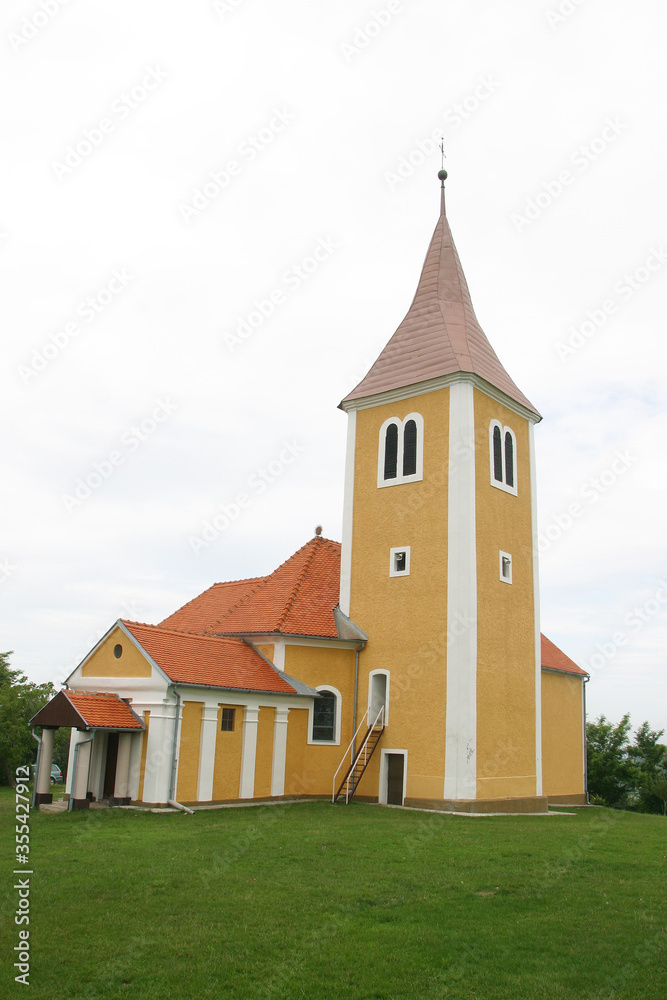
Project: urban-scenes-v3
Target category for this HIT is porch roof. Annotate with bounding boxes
[30,689,145,731]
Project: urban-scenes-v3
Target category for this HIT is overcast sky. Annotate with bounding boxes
[2,0,665,736]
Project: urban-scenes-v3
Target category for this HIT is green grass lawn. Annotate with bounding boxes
[1,790,665,999]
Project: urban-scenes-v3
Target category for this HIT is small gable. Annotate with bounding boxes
[81,625,152,678]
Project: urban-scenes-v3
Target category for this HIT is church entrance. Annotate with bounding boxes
[103,733,119,799]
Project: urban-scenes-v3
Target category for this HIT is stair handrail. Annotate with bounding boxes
[332,704,385,803]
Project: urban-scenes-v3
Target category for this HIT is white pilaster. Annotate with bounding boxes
[239,706,259,799]
[127,729,144,801]
[72,737,93,803]
[339,409,357,616]
[197,705,220,802]
[114,732,133,800]
[529,422,543,795]
[141,699,176,804]
[271,707,290,797]
[444,381,477,800]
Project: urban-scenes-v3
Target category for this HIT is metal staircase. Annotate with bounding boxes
[332,706,384,804]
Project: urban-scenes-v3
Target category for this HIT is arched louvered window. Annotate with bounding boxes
[492,425,503,482]
[384,423,398,480]
[312,689,336,742]
[504,431,514,489]
[489,420,517,495]
[378,414,424,488]
[403,419,417,477]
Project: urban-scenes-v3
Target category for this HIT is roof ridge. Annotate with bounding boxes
[276,537,322,631]
[122,620,246,646]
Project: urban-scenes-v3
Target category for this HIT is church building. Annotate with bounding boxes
[31,173,588,813]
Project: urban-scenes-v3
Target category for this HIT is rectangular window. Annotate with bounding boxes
[220,707,236,731]
[499,551,512,584]
[389,546,411,577]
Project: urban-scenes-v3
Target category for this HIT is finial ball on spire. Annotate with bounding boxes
[438,169,448,181]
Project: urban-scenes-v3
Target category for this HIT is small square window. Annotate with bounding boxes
[220,707,236,731]
[389,546,411,577]
[499,551,512,584]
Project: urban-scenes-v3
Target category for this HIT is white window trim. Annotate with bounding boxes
[489,420,518,496]
[377,413,424,488]
[499,550,513,584]
[307,685,342,745]
[389,545,411,577]
[378,748,408,806]
[368,669,390,727]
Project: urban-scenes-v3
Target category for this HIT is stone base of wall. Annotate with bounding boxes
[404,795,550,814]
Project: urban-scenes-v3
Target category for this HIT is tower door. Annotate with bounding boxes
[386,753,405,805]
[370,673,387,724]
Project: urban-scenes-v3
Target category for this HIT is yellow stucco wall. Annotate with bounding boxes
[255,644,274,662]
[473,390,537,799]
[176,701,203,802]
[254,706,275,798]
[283,644,356,796]
[212,704,243,800]
[348,389,450,801]
[542,671,585,797]
[81,625,151,677]
[136,710,150,801]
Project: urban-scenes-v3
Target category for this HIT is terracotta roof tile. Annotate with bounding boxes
[342,192,540,417]
[159,577,266,632]
[541,634,588,677]
[65,690,144,729]
[208,536,341,638]
[122,620,297,694]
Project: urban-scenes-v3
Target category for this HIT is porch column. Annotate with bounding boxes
[271,707,290,797]
[71,733,93,810]
[35,727,55,806]
[197,705,219,802]
[239,706,259,799]
[112,733,133,805]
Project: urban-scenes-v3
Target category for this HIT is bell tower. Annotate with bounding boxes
[339,171,544,806]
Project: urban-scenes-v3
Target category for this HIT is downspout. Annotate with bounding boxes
[31,729,41,809]
[68,735,94,812]
[352,640,366,758]
[583,675,590,803]
[168,685,182,804]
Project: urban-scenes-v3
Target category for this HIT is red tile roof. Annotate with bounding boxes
[159,577,266,633]
[541,634,588,677]
[122,621,297,694]
[207,536,342,638]
[29,689,145,730]
[342,191,540,417]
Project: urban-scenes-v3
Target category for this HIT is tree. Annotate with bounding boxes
[0,651,55,786]
[629,721,667,814]
[647,775,667,817]
[586,714,635,806]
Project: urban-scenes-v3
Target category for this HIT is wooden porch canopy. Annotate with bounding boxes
[30,689,145,731]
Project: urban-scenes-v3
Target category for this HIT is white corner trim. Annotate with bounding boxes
[307,685,342,745]
[339,409,356,616]
[444,381,477,800]
[389,546,411,577]
[530,422,542,795]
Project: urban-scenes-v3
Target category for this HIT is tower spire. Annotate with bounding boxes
[438,139,447,216]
